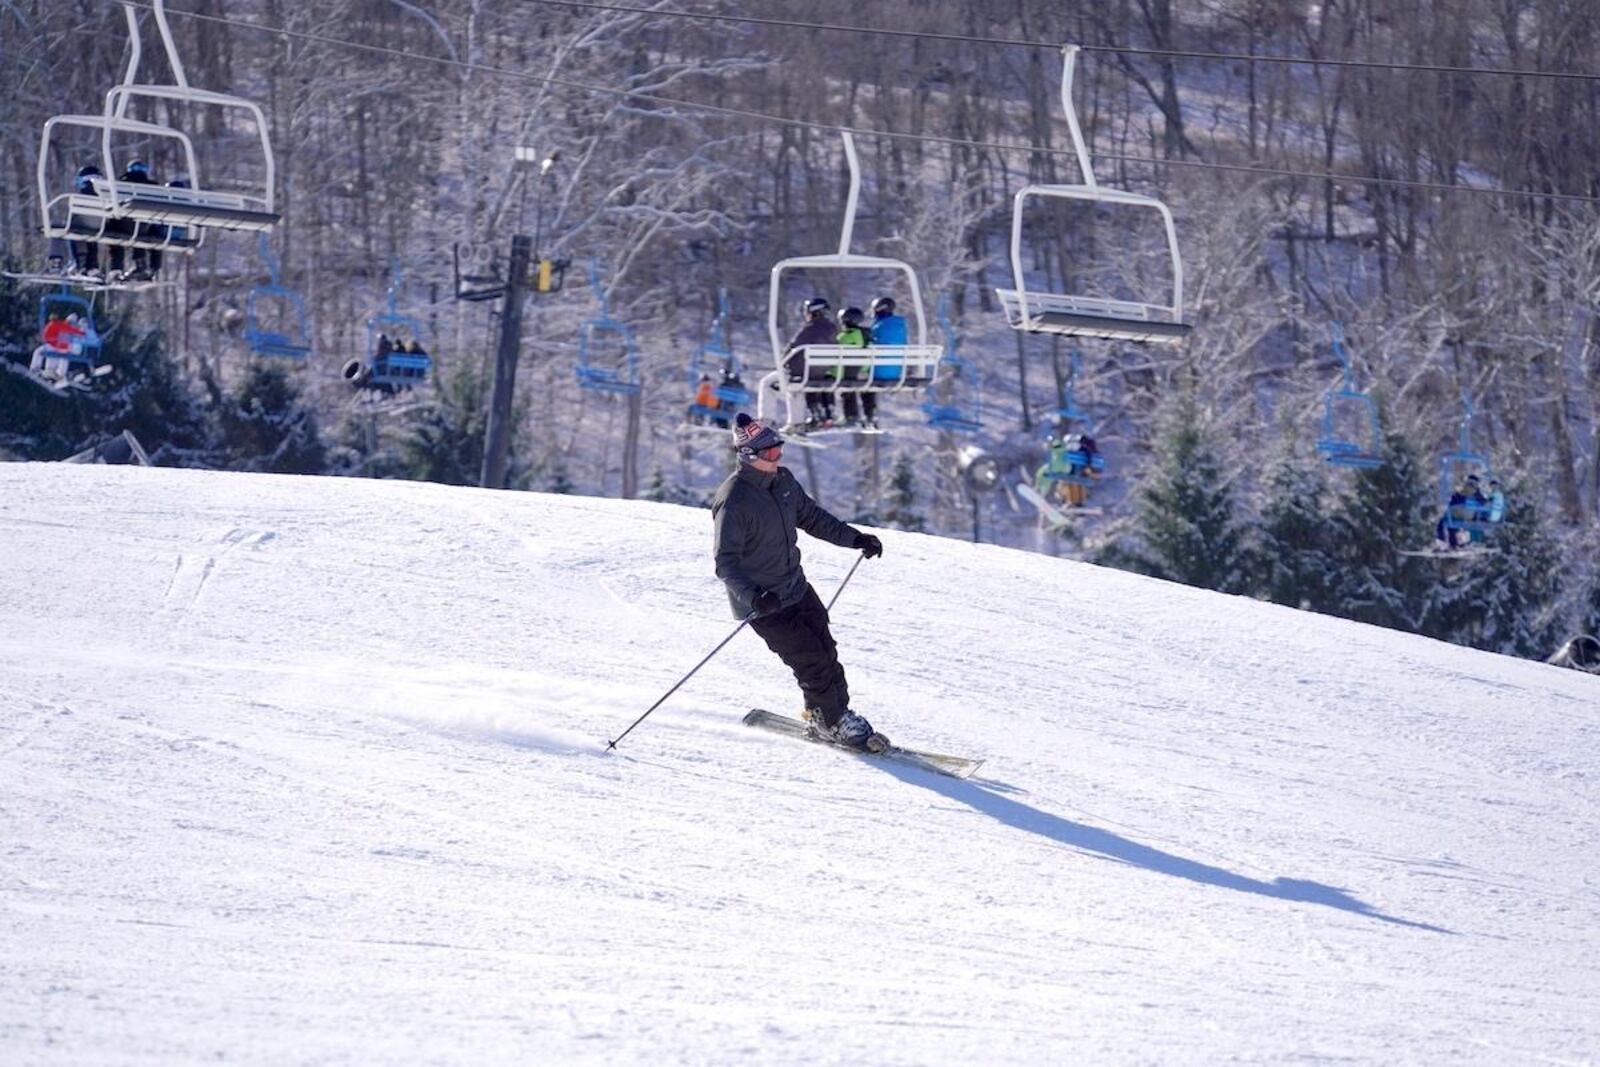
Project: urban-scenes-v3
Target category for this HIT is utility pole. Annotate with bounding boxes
[480,233,533,489]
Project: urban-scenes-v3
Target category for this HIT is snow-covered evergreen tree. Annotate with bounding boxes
[1327,423,1439,636]
[1442,487,1567,658]
[881,452,927,533]
[398,362,496,487]
[209,362,326,475]
[1114,391,1249,593]
[1256,440,1339,613]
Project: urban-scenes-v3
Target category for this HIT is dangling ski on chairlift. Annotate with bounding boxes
[996,45,1192,344]
[756,131,943,438]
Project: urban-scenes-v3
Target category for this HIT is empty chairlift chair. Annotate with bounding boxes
[921,293,983,433]
[996,46,1191,345]
[575,261,642,397]
[756,130,943,433]
[1315,324,1383,470]
[243,234,311,360]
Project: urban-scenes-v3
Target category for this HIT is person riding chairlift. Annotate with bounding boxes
[1435,473,1488,549]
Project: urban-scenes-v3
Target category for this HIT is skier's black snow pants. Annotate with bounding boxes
[749,583,849,726]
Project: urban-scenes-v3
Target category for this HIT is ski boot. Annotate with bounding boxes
[803,707,888,753]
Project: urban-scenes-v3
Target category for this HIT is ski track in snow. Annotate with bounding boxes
[1,464,1597,1065]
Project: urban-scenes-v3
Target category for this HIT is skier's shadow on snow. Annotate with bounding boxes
[876,763,1452,934]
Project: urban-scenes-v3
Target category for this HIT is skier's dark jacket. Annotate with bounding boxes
[712,464,861,618]
[783,319,839,382]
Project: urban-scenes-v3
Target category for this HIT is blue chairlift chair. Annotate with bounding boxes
[922,293,983,433]
[344,266,431,391]
[1315,323,1382,469]
[1437,395,1503,544]
[687,287,748,421]
[243,233,310,359]
[576,260,642,396]
[36,286,102,378]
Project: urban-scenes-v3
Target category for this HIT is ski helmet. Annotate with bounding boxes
[76,163,104,179]
[801,297,830,319]
[870,296,896,317]
[839,306,865,329]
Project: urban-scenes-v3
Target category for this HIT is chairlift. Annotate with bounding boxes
[85,1,279,235]
[1315,323,1382,469]
[243,233,311,360]
[756,131,943,432]
[343,267,431,391]
[921,293,982,433]
[1436,394,1504,545]
[686,287,748,423]
[36,286,103,379]
[575,260,642,396]
[996,46,1191,344]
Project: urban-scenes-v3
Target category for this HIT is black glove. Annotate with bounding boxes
[854,533,883,559]
[751,590,783,617]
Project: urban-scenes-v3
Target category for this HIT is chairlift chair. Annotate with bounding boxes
[687,287,748,422]
[88,1,279,235]
[575,261,642,396]
[36,286,102,378]
[922,293,982,433]
[243,233,311,360]
[1315,324,1383,469]
[756,131,943,431]
[345,267,431,391]
[1437,395,1503,543]
[996,46,1191,344]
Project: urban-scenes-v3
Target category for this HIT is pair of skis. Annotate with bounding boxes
[742,708,982,780]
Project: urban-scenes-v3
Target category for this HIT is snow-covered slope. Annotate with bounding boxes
[2,464,1596,1065]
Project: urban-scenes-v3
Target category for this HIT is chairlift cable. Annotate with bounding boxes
[529,0,1600,84]
[112,1,1600,207]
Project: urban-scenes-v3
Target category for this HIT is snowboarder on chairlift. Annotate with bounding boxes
[785,297,838,429]
[836,305,877,428]
[712,413,884,749]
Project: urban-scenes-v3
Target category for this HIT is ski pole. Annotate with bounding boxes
[606,612,755,750]
[825,551,867,612]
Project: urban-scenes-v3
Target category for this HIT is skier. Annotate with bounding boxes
[712,413,884,748]
[783,297,838,429]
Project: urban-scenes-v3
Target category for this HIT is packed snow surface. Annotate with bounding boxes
[2,464,1597,1065]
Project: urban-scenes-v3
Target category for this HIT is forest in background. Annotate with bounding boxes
[3,0,1599,661]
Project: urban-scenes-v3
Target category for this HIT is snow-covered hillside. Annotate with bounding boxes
[2,464,1596,1065]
